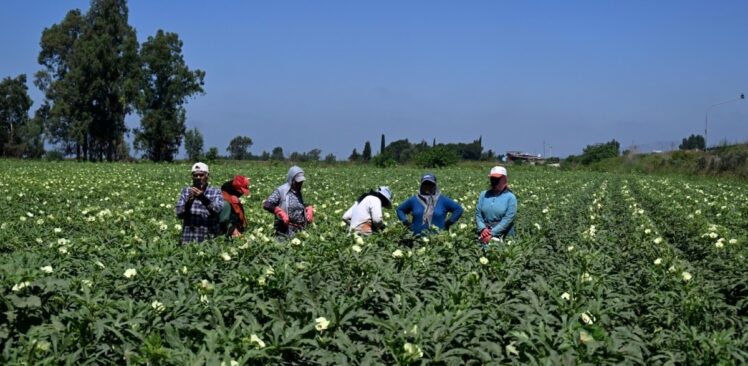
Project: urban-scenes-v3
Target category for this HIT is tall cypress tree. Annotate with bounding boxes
[362,141,372,162]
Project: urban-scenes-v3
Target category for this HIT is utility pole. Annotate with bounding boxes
[705,93,745,151]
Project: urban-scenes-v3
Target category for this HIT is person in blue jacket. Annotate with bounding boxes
[396,173,464,235]
[476,166,517,245]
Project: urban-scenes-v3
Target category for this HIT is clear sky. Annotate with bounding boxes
[2,0,747,158]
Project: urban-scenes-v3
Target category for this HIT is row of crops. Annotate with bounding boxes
[0,160,746,364]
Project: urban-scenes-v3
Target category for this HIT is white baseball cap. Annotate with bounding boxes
[191,162,209,174]
[376,186,393,203]
[489,166,507,178]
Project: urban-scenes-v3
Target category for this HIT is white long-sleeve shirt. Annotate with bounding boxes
[342,195,384,234]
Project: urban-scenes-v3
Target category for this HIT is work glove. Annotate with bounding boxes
[273,207,289,225]
[305,206,315,223]
[480,228,492,244]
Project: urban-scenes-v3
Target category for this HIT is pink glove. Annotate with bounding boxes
[305,206,315,223]
[480,228,492,244]
[273,207,289,225]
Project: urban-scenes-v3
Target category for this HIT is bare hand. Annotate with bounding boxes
[189,187,204,200]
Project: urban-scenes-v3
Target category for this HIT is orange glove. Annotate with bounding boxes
[305,206,315,223]
[273,207,289,225]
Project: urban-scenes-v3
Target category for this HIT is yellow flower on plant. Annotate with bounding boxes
[151,300,165,313]
[579,330,594,344]
[220,252,231,261]
[654,258,662,265]
[479,257,489,265]
[581,272,593,282]
[581,312,595,325]
[250,334,266,348]
[124,268,137,278]
[12,281,31,292]
[315,317,330,331]
[561,292,571,301]
[403,343,423,358]
[40,265,53,274]
[392,249,403,258]
[351,245,362,253]
[681,271,692,281]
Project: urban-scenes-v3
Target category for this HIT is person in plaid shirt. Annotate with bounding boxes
[176,162,224,243]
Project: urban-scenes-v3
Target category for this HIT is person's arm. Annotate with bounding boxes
[370,198,384,228]
[262,189,282,213]
[444,197,464,225]
[202,188,224,215]
[475,193,487,232]
[175,187,193,219]
[396,197,413,225]
[492,195,517,236]
[342,203,355,224]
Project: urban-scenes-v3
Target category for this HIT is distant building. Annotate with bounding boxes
[506,151,545,164]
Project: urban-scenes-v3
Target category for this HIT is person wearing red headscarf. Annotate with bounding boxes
[219,175,250,237]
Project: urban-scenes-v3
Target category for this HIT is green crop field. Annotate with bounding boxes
[1,160,746,365]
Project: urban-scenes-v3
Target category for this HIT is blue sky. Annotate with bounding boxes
[2,0,747,158]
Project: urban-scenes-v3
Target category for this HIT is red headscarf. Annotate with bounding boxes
[222,176,249,229]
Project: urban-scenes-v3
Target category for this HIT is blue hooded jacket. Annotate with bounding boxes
[396,173,463,235]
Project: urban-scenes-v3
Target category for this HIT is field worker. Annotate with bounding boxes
[342,186,393,235]
[219,175,250,238]
[476,166,517,245]
[175,162,225,244]
[263,166,315,239]
[396,173,463,235]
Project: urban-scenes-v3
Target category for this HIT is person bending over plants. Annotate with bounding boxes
[343,186,393,235]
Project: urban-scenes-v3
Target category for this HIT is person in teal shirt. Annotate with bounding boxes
[476,166,517,245]
[397,173,463,235]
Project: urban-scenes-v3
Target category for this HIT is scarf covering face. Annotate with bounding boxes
[418,174,440,227]
[492,176,508,194]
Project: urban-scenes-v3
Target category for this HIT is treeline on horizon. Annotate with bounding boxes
[190,134,502,168]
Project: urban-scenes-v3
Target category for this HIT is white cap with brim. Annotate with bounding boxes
[293,172,306,182]
[376,186,393,203]
[489,166,507,178]
[192,162,209,174]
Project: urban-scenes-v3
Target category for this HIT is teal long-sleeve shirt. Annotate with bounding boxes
[475,189,517,237]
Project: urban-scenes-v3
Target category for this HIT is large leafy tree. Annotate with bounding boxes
[0,74,34,156]
[679,134,705,150]
[227,136,253,160]
[270,146,284,161]
[37,0,140,161]
[134,30,205,161]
